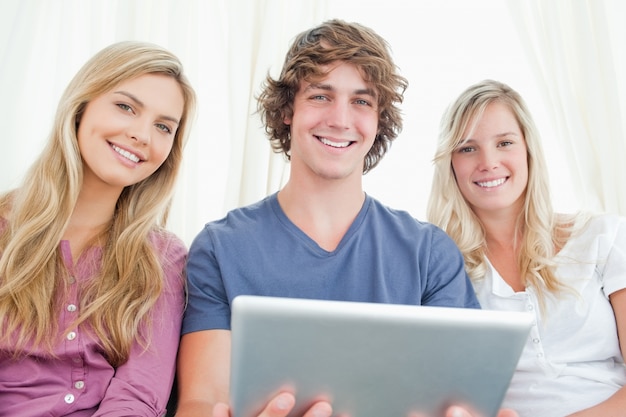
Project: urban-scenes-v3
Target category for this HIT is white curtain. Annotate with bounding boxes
[170,0,329,244]
[0,0,329,245]
[507,0,626,215]
[2,0,624,246]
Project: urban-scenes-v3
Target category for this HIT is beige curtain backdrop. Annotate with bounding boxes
[1,0,623,246]
[507,0,626,215]
[0,0,329,245]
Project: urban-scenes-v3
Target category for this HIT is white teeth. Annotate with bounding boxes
[111,144,140,163]
[319,137,350,148]
[476,178,506,188]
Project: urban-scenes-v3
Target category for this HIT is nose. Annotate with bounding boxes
[128,117,151,145]
[478,148,499,171]
[327,100,351,129]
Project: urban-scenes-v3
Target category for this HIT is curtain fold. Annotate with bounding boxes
[0,0,329,245]
[172,0,328,243]
[2,0,624,246]
[506,0,626,215]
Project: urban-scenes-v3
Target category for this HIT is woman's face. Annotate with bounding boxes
[77,73,184,194]
[451,101,528,220]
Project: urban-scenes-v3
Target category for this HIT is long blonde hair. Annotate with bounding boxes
[427,80,581,299]
[0,41,196,366]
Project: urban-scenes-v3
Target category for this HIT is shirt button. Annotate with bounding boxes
[74,381,85,389]
[67,304,77,312]
[64,393,75,403]
[532,338,540,344]
[72,357,82,364]
[67,331,77,341]
[527,304,534,311]
[68,276,76,284]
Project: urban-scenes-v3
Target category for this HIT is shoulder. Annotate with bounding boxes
[225,194,276,224]
[364,196,457,258]
[187,195,278,262]
[561,212,626,254]
[148,229,188,296]
[366,195,448,236]
[196,194,277,239]
[149,228,188,264]
[573,212,625,239]
[589,212,625,228]
[589,212,626,243]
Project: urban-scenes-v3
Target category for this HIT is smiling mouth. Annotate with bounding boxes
[110,144,142,163]
[316,136,353,148]
[475,178,507,188]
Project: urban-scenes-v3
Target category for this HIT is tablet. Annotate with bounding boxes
[230,295,532,417]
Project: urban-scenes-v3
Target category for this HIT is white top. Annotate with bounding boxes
[474,213,626,417]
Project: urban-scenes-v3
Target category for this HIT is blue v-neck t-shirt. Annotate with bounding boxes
[182,193,479,334]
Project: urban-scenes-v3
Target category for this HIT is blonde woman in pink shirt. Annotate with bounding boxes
[0,41,196,416]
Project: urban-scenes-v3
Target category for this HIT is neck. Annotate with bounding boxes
[473,200,524,243]
[62,185,121,259]
[277,176,365,251]
[475,206,526,291]
[483,217,520,248]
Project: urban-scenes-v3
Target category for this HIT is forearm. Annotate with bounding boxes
[176,330,232,417]
[175,399,215,417]
[566,385,626,417]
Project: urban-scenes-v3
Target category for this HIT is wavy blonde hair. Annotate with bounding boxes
[257,19,408,174]
[427,80,582,300]
[0,41,196,366]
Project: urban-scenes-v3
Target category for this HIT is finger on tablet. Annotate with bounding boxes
[443,405,519,417]
[496,409,519,417]
[301,400,333,417]
[213,393,296,417]
[213,402,231,417]
[261,392,331,417]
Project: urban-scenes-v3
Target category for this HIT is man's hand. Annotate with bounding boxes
[213,392,332,417]
[213,392,518,417]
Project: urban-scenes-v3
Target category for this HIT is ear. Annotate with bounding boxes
[283,116,292,125]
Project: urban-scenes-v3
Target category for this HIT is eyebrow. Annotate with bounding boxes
[496,132,520,137]
[305,82,377,98]
[463,132,520,142]
[113,90,181,125]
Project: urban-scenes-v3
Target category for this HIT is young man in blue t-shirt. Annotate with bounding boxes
[175,19,518,417]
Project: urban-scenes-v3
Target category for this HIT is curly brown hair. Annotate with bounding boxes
[257,19,408,174]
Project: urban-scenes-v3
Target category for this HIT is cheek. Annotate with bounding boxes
[450,161,474,197]
[361,121,379,146]
[366,116,379,134]
[516,153,529,183]
[155,141,176,166]
[450,158,466,181]
[75,125,89,154]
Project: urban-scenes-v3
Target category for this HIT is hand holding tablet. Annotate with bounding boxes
[229,296,532,417]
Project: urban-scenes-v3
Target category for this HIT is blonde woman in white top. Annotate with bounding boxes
[428,79,626,417]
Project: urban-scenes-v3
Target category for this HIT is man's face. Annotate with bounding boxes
[284,61,379,184]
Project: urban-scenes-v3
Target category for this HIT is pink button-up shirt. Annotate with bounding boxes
[0,226,187,417]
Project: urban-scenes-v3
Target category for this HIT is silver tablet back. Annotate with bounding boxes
[230,295,532,417]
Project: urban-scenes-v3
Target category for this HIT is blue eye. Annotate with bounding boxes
[156,124,172,134]
[117,103,132,112]
[355,98,371,106]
